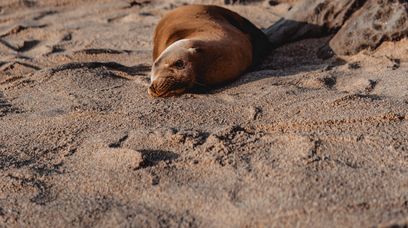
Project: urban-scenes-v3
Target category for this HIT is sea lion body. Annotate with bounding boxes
[149,5,270,97]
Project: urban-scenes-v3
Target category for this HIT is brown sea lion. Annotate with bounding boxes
[148,4,271,97]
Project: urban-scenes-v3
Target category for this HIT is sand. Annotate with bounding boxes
[0,0,408,227]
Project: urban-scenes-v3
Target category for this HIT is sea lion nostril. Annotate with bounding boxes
[149,84,157,94]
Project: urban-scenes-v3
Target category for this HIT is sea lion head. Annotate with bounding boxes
[149,39,202,97]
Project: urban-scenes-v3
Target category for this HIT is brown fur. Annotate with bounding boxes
[149,5,270,97]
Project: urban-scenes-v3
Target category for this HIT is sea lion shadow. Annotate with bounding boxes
[215,18,350,91]
[188,18,351,94]
[189,52,346,95]
[47,61,151,77]
[221,57,345,93]
[238,50,346,86]
[201,28,347,93]
[104,63,151,76]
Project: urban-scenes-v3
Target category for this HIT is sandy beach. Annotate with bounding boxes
[1,0,408,227]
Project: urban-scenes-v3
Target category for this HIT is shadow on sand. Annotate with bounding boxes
[187,19,348,94]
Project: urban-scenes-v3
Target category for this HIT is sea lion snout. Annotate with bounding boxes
[149,46,198,97]
[148,60,194,97]
[148,77,189,97]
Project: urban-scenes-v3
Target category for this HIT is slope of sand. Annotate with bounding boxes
[1,0,408,227]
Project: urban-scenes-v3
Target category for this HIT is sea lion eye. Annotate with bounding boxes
[173,60,185,69]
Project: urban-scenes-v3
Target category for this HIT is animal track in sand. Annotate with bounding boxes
[0,61,41,72]
[94,148,143,170]
[0,38,42,57]
[336,77,378,94]
[106,14,129,23]
[74,48,132,55]
[201,125,261,168]
[386,57,401,70]
[85,128,183,170]
[167,128,210,148]
[68,200,199,228]
[0,22,47,38]
[126,0,151,8]
[261,133,321,165]
[32,10,58,21]
[331,93,382,107]
[297,75,337,90]
[0,91,19,117]
[0,92,12,109]
[45,61,150,77]
[0,38,18,51]
[17,40,40,52]
[108,134,129,148]
[1,29,72,58]
[214,93,240,103]
[0,154,32,170]
[137,149,179,169]
[257,112,405,134]
[7,174,54,205]
[249,106,262,121]
[0,61,40,88]
[40,61,151,88]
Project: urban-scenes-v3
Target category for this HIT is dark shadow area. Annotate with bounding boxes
[263,0,368,47]
[0,155,34,170]
[265,19,333,49]
[186,16,357,95]
[18,40,40,52]
[73,48,132,55]
[188,30,346,95]
[224,0,264,4]
[231,41,346,88]
[263,0,406,56]
[7,174,54,205]
[125,0,151,8]
[0,91,20,117]
[0,38,18,51]
[108,134,129,148]
[47,61,151,77]
[0,24,47,38]
[138,149,179,169]
[33,10,58,21]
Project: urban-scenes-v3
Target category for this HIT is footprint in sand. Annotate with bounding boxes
[0,91,13,117]
[336,77,378,94]
[94,148,143,170]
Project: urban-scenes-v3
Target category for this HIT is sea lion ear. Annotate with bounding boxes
[188,47,203,54]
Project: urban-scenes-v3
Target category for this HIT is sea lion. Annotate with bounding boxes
[148,4,271,97]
